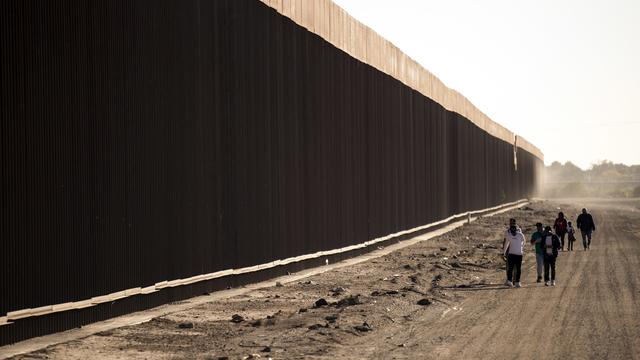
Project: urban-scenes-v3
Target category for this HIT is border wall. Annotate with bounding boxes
[0,0,543,345]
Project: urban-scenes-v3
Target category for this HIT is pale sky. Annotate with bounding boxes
[333,0,640,169]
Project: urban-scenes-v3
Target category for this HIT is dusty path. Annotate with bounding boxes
[389,200,640,360]
[9,199,640,359]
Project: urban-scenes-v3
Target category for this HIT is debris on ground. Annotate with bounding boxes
[402,285,426,295]
[330,287,346,296]
[308,323,328,330]
[336,295,361,307]
[325,315,338,323]
[417,298,432,306]
[231,314,245,323]
[354,322,372,332]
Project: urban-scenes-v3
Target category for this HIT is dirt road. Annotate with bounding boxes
[396,200,640,360]
[9,199,640,359]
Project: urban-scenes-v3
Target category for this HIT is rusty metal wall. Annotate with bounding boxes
[0,0,542,345]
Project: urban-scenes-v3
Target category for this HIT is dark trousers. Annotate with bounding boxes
[544,254,556,281]
[581,230,592,249]
[558,232,566,250]
[567,238,574,251]
[506,254,523,282]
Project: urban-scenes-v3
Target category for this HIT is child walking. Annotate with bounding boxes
[567,221,576,251]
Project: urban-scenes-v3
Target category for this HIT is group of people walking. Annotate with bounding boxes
[502,208,596,288]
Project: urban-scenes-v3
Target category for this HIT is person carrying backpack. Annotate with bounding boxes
[576,208,596,250]
[542,226,561,286]
[503,218,526,288]
[553,212,568,251]
[530,222,544,282]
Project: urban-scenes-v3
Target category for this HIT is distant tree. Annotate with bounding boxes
[590,160,613,178]
[562,161,584,181]
[545,161,563,181]
[545,160,640,198]
[599,169,622,181]
[590,160,634,181]
[545,159,639,184]
[544,161,585,182]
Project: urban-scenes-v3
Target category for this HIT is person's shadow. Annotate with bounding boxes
[439,283,520,291]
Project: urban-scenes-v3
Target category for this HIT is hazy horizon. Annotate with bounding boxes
[333,0,640,170]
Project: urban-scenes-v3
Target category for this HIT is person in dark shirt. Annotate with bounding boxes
[553,212,568,251]
[541,226,561,286]
[576,208,596,250]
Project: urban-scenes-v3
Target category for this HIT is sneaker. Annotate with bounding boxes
[545,281,550,286]
[515,282,522,288]
[536,277,542,283]
[552,280,556,286]
[505,280,513,287]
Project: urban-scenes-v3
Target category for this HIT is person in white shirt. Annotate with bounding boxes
[503,218,526,288]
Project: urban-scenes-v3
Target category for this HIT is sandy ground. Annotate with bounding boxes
[9,199,640,360]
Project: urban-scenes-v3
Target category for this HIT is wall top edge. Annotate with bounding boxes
[259,0,544,161]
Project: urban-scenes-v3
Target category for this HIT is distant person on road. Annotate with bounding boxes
[554,212,568,251]
[566,221,577,251]
[542,225,561,286]
[530,222,545,283]
[503,218,526,288]
[576,208,596,250]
